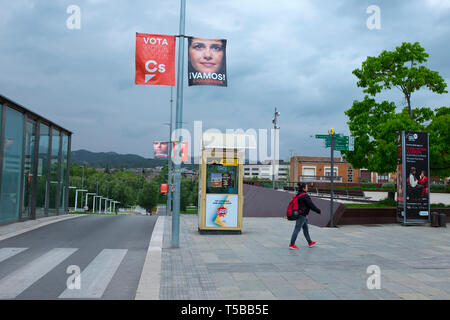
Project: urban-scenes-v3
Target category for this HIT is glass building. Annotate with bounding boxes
[0,95,72,224]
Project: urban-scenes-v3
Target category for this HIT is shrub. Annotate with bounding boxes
[378,197,397,207]
[381,182,395,190]
[430,184,446,192]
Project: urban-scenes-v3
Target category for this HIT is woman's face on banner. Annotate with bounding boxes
[189,38,224,74]
[154,142,168,154]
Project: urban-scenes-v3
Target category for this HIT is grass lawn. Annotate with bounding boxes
[182,207,198,214]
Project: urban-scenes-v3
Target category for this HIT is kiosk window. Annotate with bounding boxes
[206,164,238,194]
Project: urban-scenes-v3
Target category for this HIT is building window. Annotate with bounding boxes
[48,129,60,215]
[0,106,24,223]
[324,167,337,177]
[36,123,50,217]
[347,166,353,182]
[22,120,36,219]
[377,173,389,182]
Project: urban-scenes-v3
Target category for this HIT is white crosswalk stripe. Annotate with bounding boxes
[0,248,28,263]
[59,249,128,299]
[0,248,78,299]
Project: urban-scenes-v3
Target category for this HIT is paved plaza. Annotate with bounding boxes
[160,215,450,300]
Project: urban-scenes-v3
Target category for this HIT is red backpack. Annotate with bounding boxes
[286,193,307,220]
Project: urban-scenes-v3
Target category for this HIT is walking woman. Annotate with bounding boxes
[289,183,321,250]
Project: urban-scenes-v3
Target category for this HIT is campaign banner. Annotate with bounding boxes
[160,183,168,193]
[188,37,227,87]
[397,131,430,223]
[153,141,168,159]
[135,33,175,86]
[205,194,238,228]
[172,142,188,162]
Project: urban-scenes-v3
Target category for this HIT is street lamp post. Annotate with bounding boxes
[329,128,335,228]
[74,189,87,212]
[68,186,77,211]
[93,195,101,213]
[172,0,187,248]
[272,107,280,189]
[104,198,109,213]
[85,193,96,211]
[165,86,174,217]
[78,165,85,190]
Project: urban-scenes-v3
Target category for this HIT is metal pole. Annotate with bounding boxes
[272,107,279,189]
[172,0,186,248]
[330,133,335,228]
[82,165,85,189]
[167,86,174,216]
[75,191,78,212]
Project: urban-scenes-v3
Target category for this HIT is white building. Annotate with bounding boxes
[243,161,289,181]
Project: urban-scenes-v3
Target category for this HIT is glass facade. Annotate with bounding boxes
[0,96,71,224]
[0,107,24,223]
[36,123,49,217]
[22,120,36,219]
[59,134,68,211]
[48,129,60,215]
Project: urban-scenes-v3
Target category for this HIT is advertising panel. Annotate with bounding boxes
[398,131,430,223]
[172,142,189,162]
[135,33,175,86]
[205,194,238,228]
[153,141,168,159]
[188,37,227,87]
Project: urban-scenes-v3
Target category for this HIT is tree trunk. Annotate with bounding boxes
[406,94,413,120]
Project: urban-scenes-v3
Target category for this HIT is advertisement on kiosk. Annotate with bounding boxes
[397,131,430,223]
[205,194,238,228]
[198,142,244,233]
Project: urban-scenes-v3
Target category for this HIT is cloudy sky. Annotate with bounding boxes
[1,0,449,161]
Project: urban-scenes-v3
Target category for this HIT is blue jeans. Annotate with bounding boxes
[290,215,312,245]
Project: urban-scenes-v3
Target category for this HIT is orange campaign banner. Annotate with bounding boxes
[135,33,175,86]
[160,183,168,193]
[173,142,189,162]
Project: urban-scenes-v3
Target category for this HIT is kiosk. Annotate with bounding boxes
[198,133,245,234]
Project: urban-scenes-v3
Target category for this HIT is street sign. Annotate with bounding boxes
[315,134,329,139]
[348,136,354,151]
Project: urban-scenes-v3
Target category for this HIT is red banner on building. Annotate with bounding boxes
[135,33,175,86]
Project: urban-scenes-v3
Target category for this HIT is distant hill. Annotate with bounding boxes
[70,149,199,169]
[70,149,166,168]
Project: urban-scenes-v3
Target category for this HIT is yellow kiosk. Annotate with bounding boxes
[198,133,245,234]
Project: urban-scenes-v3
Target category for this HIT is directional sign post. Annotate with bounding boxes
[314,131,355,227]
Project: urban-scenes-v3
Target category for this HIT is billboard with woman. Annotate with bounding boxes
[153,141,168,159]
[187,37,227,87]
[397,131,430,224]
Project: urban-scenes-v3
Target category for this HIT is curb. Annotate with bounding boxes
[135,216,165,300]
[0,214,86,242]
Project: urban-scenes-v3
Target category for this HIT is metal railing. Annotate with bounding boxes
[299,175,343,182]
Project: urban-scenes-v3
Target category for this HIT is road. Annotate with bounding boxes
[0,215,157,299]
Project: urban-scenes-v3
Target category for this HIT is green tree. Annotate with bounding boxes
[352,42,447,120]
[344,42,448,177]
[137,180,159,213]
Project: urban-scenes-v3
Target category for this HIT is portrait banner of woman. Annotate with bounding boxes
[187,37,227,87]
[153,141,168,159]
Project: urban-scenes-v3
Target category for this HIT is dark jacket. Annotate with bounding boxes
[297,192,321,216]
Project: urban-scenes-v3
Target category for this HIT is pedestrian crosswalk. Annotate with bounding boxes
[59,249,127,299]
[0,247,129,299]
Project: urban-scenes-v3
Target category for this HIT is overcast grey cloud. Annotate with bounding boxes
[0,0,449,160]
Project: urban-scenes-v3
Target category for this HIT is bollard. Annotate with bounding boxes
[430,212,439,227]
[438,213,447,228]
